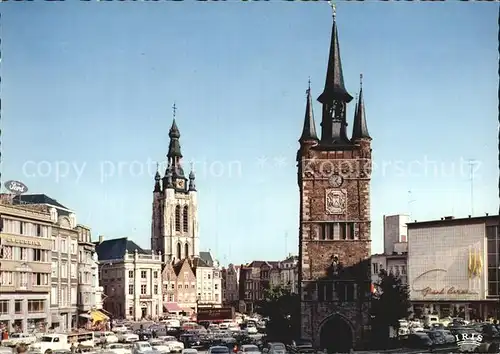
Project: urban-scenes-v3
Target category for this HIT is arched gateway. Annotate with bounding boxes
[319,315,354,353]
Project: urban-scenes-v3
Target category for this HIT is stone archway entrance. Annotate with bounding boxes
[319,315,353,353]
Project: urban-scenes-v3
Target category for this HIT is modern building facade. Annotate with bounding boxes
[296,11,372,351]
[0,199,53,333]
[407,215,498,320]
[150,118,199,263]
[371,214,409,286]
[96,237,163,320]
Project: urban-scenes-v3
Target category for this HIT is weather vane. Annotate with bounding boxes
[360,73,363,88]
[328,1,336,19]
[172,102,177,119]
[306,77,311,95]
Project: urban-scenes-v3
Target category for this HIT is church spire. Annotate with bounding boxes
[166,103,185,180]
[352,74,371,141]
[167,103,183,160]
[299,78,318,143]
[318,3,353,146]
[317,2,352,105]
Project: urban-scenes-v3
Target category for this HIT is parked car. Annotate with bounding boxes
[119,332,139,344]
[164,337,184,353]
[181,350,198,354]
[238,344,261,354]
[103,343,132,354]
[132,342,153,354]
[148,339,170,354]
[1,333,37,347]
[263,343,286,354]
[208,346,230,354]
[405,333,433,349]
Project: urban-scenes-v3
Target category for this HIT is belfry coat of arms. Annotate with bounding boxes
[325,189,347,214]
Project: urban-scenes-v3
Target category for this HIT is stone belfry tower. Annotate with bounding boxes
[151,104,200,264]
[296,5,372,351]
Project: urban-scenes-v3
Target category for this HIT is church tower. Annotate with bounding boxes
[151,105,200,264]
[296,7,372,351]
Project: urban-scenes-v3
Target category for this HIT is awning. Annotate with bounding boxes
[79,314,92,319]
[90,310,109,322]
[164,302,182,312]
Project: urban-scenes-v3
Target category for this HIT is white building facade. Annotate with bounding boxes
[222,264,240,305]
[96,238,163,321]
[196,262,222,308]
[407,215,497,320]
[280,256,299,293]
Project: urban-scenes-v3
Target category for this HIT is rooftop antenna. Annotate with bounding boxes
[467,159,477,216]
[284,231,288,257]
[408,190,416,219]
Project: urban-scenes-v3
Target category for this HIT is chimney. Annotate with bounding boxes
[486,213,489,216]
[99,235,104,244]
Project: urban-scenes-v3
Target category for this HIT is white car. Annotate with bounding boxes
[239,345,261,354]
[103,343,132,354]
[102,332,120,344]
[246,326,258,335]
[148,339,170,354]
[113,326,129,334]
[164,339,184,353]
[119,332,140,343]
[1,333,37,347]
[181,350,198,354]
[208,346,230,354]
[133,342,153,354]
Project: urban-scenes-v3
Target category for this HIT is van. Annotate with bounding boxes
[424,315,440,327]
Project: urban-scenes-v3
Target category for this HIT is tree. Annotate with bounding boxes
[255,286,300,344]
[371,270,411,347]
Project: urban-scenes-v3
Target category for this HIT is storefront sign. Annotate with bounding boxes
[2,237,41,246]
[420,286,478,297]
[412,269,478,298]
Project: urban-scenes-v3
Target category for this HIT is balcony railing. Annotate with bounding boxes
[125,253,162,261]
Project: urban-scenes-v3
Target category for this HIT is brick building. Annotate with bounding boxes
[237,261,279,314]
[296,10,372,352]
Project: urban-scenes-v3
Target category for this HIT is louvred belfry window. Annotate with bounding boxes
[175,205,181,232]
[183,206,189,232]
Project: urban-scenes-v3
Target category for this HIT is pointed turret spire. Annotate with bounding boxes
[162,164,174,190]
[188,163,197,192]
[318,3,352,145]
[299,78,318,143]
[317,2,353,105]
[154,163,162,193]
[352,74,371,140]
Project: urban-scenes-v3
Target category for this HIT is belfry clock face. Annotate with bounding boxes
[176,179,185,189]
[329,174,343,188]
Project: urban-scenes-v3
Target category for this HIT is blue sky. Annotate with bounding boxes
[1,2,498,265]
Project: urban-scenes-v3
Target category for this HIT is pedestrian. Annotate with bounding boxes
[16,344,28,354]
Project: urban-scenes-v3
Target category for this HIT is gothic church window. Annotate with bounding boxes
[175,206,181,232]
[183,206,189,232]
[184,243,189,259]
[176,243,181,260]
